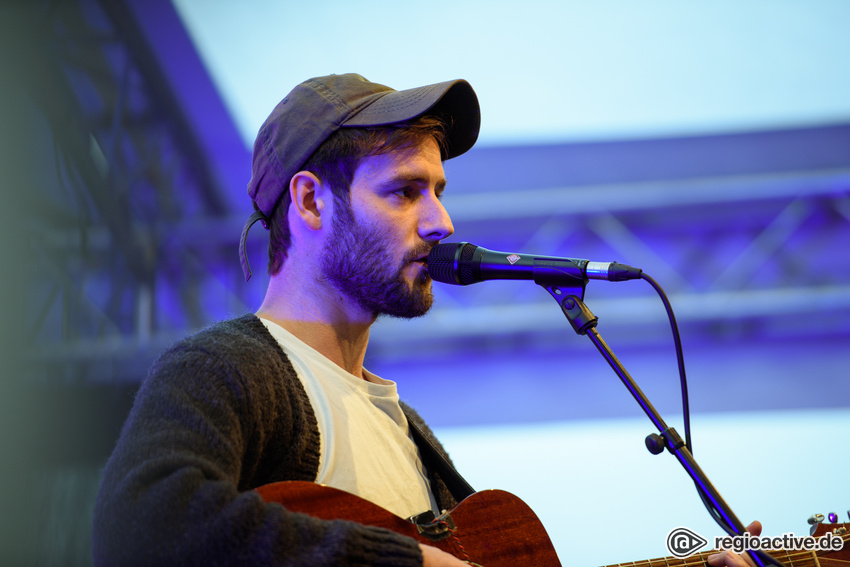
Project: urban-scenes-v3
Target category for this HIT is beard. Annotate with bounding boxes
[320,196,435,319]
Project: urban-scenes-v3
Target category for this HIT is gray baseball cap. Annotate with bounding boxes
[239,73,481,280]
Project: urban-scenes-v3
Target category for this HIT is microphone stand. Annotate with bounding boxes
[533,267,782,567]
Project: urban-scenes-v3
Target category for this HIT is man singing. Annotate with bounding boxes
[93,72,762,567]
[93,73,480,566]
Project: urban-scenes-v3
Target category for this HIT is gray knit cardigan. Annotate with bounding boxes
[92,314,458,566]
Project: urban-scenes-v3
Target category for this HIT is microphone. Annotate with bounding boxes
[426,242,642,286]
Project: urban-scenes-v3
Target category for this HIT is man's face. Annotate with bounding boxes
[320,137,453,319]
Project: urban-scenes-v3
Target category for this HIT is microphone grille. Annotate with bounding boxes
[427,242,476,285]
[458,242,477,285]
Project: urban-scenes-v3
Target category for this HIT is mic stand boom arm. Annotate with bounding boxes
[532,266,782,567]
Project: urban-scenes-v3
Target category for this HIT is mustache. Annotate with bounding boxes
[403,242,435,264]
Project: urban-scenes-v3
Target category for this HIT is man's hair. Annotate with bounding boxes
[262,115,449,275]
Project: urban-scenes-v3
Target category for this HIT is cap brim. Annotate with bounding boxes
[341,79,480,160]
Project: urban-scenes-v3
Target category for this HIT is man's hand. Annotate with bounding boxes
[707,521,763,567]
[419,543,470,566]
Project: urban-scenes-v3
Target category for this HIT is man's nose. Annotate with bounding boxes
[419,194,454,242]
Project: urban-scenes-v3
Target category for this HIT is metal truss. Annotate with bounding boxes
[9,0,849,383]
[12,0,249,383]
[368,167,850,353]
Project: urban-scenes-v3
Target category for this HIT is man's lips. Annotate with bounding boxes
[409,258,427,274]
[407,248,431,265]
[406,245,434,272]
[408,256,430,279]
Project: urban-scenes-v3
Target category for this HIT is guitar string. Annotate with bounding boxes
[784,548,794,564]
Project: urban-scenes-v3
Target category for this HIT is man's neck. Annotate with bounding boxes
[256,272,375,379]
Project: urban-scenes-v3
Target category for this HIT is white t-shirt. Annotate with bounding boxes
[260,318,439,519]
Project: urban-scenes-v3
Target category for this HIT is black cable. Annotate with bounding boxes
[637,273,782,566]
[639,273,691,452]
[640,274,732,532]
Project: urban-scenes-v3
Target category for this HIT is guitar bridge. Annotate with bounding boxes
[410,510,457,541]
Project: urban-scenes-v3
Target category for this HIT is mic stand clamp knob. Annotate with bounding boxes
[645,433,666,455]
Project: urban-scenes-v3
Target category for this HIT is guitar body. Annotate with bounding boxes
[256,481,563,566]
[258,481,849,567]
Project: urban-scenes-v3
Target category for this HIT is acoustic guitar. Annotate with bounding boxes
[257,481,849,567]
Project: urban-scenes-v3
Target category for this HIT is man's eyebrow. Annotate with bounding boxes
[377,174,448,191]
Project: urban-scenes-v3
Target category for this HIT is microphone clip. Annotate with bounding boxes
[538,281,599,336]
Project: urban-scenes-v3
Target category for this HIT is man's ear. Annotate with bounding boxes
[289,171,330,232]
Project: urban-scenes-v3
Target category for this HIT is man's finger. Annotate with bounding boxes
[708,550,756,567]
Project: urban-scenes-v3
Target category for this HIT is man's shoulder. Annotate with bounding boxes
[155,313,289,377]
[182,313,270,350]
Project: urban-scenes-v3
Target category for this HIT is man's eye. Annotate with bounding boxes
[393,188,414,199]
